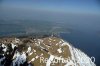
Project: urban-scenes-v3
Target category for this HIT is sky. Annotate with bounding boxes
[0,0,100,13]
[0,1,99,25]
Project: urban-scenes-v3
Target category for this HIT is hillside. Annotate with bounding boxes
[0,37,96,66]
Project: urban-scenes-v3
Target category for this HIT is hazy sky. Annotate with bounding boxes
[0,0,100,13]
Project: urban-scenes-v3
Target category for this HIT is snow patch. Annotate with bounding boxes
[2,44,7,52]
[13,52,26,66]
[27,46,31,53]
[57,48,62,53]
[14,38,20,43]
[11,43,16,49]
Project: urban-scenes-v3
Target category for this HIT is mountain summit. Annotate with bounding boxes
[0,37,96,66]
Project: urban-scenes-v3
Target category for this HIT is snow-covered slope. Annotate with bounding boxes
[0,37,96,66]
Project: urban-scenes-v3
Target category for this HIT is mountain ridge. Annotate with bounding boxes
[0,37,96,66]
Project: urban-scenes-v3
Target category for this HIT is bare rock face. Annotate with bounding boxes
[0,37,96,66]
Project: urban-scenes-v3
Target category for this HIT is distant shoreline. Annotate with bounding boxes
[0,32,61,39]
